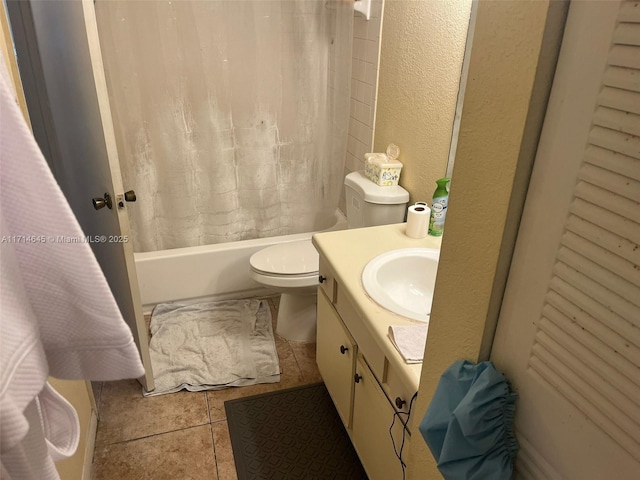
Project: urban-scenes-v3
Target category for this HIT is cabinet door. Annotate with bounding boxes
[318,257,337,303]
[353,356,407,480]
[316,290,356,427]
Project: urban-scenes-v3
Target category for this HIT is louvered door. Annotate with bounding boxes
[490,1,639,478]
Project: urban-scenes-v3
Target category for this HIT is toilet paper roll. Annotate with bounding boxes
[414,201,429,207]
[406,205,430,239]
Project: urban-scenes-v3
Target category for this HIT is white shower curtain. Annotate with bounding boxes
[95,0,353,252]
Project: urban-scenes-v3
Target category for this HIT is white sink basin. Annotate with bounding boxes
[361,248,440,322]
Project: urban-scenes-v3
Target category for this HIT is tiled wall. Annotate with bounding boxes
[341,0,384,211]
[346,0,383,171]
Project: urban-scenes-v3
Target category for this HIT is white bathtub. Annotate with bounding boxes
[134,210,347,312]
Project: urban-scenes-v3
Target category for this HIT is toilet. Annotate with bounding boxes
[249,171,409,342]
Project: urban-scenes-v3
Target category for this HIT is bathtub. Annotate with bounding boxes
[134,210,347,312]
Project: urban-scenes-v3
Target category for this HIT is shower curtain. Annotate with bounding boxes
[95,0,353,252]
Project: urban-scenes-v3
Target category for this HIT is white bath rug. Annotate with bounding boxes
[144,298,280,396]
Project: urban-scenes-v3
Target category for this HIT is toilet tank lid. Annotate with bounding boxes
[344,171,409,204]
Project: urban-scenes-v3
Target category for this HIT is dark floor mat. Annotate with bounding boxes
[225,382,368,480]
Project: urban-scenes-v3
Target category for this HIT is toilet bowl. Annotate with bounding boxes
[249,239,320,342]
[249,170,409,343]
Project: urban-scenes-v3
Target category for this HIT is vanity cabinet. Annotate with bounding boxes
[353,356,408,480]
[316,291,355,427]
[316,280,413,480]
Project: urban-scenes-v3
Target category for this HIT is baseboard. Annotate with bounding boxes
[82,410,98,480]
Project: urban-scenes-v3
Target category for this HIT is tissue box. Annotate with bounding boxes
[365,153,403,186]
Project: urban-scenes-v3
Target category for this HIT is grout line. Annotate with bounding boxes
[97,422,211,448]
[287,339,305,381]
[210,423,220,480]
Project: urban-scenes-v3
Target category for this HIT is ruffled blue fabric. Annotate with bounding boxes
[419,360,518,480]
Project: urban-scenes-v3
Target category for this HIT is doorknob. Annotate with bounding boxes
[92,192,113,210]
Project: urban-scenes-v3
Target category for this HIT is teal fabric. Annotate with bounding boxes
[419,360,518,480]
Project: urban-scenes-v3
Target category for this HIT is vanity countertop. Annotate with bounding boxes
[312,223,442,393]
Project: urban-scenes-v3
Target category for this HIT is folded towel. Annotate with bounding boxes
[388,324,429,364]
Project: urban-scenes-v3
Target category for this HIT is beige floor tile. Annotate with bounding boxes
[93,424,217,480]
[289,341,323,383]
[278,342,306,388]
[212,421,238,480]
[96,379,209,446]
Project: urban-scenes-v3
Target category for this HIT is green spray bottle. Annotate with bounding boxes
[428,178,451,236]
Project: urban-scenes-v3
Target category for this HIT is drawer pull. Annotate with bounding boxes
[354,373,363,384]
[395,397,407,409]
[319,275,327,283]
[339,345,348,354]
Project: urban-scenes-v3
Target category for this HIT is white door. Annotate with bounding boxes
[490,1,639,478]
[10,0,154,390]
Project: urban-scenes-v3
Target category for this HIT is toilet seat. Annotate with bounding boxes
[250,239,319,276]
[249,239,319,289]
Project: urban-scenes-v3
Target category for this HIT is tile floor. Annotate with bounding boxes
[91,296,323,479]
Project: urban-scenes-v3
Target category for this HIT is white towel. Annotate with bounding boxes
[146,299,280,396]
[388,324,429,364]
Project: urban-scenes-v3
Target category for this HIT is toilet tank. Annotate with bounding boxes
[344,171,409,228]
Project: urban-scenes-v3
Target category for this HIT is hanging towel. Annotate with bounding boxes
[388,324,429,363]
[419,360,518,480]
[0,57,144,479]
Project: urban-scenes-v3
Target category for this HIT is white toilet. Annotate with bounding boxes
[249,171,409,342]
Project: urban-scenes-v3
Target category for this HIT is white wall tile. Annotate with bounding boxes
[343,2,384,184]
[360,82,373,106]
[347,134,357,155]
[363,62,378,86]
[353,38,366,60]
[355,101,371,125]
[355,138,369,160]
[352,119,372,145]
[348,118,358,138]
[353,81,363,103]
[365,39,379,64]
[353,18,367,39]
[351,60,362,82]
[368,17,381,38]
[370,0,383,19]
[346,152,360,172]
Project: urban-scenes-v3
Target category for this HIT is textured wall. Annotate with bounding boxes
[406,1,563,478]
[373,0,472,203]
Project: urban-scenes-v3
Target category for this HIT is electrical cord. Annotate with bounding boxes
[389,391,419,480]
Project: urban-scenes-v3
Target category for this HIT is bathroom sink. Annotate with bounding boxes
[361,248,440,322]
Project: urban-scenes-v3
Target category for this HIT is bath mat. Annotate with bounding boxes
[225,383,368,480]
[145,299,280,396]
